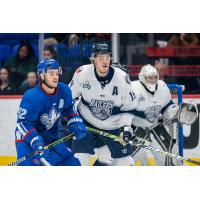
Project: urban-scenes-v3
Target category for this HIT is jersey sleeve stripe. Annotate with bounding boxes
[63,113,79,120]
[133,110,146,119]
[16,123,27,136]
[24,128,37,139]
[160,100,174,114]
[15,139,25,143]
[20,122,28,132]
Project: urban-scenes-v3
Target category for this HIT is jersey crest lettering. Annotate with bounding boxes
[89,99,114,120]
[145,105,162,123]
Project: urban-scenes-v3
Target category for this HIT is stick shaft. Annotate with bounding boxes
[87,127,200,166]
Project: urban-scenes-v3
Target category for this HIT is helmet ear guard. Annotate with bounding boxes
[139,64,159,93]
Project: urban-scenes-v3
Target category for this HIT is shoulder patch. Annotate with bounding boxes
[75,66,83,73]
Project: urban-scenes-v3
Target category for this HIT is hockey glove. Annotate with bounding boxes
[67,116,87,140]
[30,136,52,166]
[119,126,136,145]
[30,135,44,152]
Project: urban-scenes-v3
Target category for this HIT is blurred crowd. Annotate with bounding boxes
[0,33,111,95]
[1,33,200,95]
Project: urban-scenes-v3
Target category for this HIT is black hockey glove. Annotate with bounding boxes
[120,126,136,145]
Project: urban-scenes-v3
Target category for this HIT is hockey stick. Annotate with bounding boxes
[87,127,200,166]
[8,133,75,166]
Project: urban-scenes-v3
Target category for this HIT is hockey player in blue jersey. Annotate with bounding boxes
[15,59,87,166]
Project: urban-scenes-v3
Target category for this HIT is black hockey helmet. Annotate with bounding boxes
[91,41,112,57]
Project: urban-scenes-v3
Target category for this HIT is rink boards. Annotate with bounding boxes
[1,95,200,166]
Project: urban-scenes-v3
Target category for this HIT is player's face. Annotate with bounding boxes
[93,53,111,76]
[146,75,158,85]
[43,69,59,88]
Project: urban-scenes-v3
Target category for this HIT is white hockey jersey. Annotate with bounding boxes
[131,80,173,128]
[69,64,137,130]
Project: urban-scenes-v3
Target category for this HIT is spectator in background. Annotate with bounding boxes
[44,37,58,46]
[19,72,37,94]
[68,34,79,48]
[84,33,111,43]
[168,33,200,65]
[154,60,167,80]
[4,41,37,87]
[154,60,178,84]
[168,33,199,46]
[0,68,16,95]
[43,46,57,59]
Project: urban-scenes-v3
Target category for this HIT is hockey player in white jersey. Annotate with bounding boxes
[131,64,181,166]
[69,41,137,166]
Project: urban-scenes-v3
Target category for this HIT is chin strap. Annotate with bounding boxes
[140,81,158,95]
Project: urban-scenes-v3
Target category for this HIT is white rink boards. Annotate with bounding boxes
[0,96,200,165]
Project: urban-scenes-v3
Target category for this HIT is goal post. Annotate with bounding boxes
[167,84,184,157]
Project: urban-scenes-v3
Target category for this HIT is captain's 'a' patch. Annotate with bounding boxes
[112,86,118,95]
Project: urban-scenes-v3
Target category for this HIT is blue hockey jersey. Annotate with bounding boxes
[15,82,78,145]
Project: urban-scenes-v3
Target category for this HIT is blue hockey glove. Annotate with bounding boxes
[30,136,44,152]
[67,116,87,140]
[30,136,52,166]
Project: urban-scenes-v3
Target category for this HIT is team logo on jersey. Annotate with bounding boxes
[145,105,162,123]
[33,159,40,165]
[138,95,145,102]
[40,107,61,130]
[121,148,128,154]
[82,81,91,90]
[89,99,114,120]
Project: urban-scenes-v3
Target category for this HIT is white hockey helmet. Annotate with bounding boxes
[139,64,159,92]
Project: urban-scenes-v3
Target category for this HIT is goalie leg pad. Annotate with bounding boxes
[150,125,171,151]
[150,125,182,166]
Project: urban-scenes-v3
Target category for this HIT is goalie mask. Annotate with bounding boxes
[139,64,159,93]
